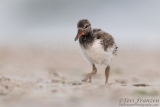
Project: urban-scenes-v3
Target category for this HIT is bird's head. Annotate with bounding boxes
[74,19,91,41]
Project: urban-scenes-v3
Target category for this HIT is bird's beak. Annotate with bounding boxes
[74,30,84,41]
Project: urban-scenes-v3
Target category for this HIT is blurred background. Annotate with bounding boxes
[0,1,160,107]
[0,0,160,50]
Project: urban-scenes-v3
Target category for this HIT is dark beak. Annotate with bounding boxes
[74,35,78,41]
[74,30,84,41]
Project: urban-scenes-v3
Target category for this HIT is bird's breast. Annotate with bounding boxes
[80,39,115,65]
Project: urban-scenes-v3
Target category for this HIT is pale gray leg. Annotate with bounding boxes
[105,65,110,84]
[82,64,97,83]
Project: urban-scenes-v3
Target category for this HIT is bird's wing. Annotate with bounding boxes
[93,28,117,51]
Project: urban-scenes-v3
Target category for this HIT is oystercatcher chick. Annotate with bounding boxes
[74,19,118,84]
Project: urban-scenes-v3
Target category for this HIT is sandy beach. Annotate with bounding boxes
[0,46,160,107]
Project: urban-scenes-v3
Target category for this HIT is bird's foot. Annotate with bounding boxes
[82,78,88,82]
[82,73,92,83]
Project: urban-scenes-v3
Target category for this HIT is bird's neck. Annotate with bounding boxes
[79,31,94,49]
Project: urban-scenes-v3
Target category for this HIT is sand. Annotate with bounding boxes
[0,46,160,107]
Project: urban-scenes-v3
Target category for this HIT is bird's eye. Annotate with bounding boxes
[84,25,88,28]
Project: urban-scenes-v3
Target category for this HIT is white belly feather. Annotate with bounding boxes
[81,39,115,66]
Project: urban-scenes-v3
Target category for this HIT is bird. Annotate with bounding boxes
[74,19,118,84]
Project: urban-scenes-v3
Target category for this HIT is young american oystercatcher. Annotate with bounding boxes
[74,19,118,84]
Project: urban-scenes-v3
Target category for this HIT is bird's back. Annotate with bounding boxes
[92,28,117,55]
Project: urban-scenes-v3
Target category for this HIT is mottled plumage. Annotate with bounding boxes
[74,19,118,84]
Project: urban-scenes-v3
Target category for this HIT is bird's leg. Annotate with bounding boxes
[105,65,110,84]
[82,64,97,83]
